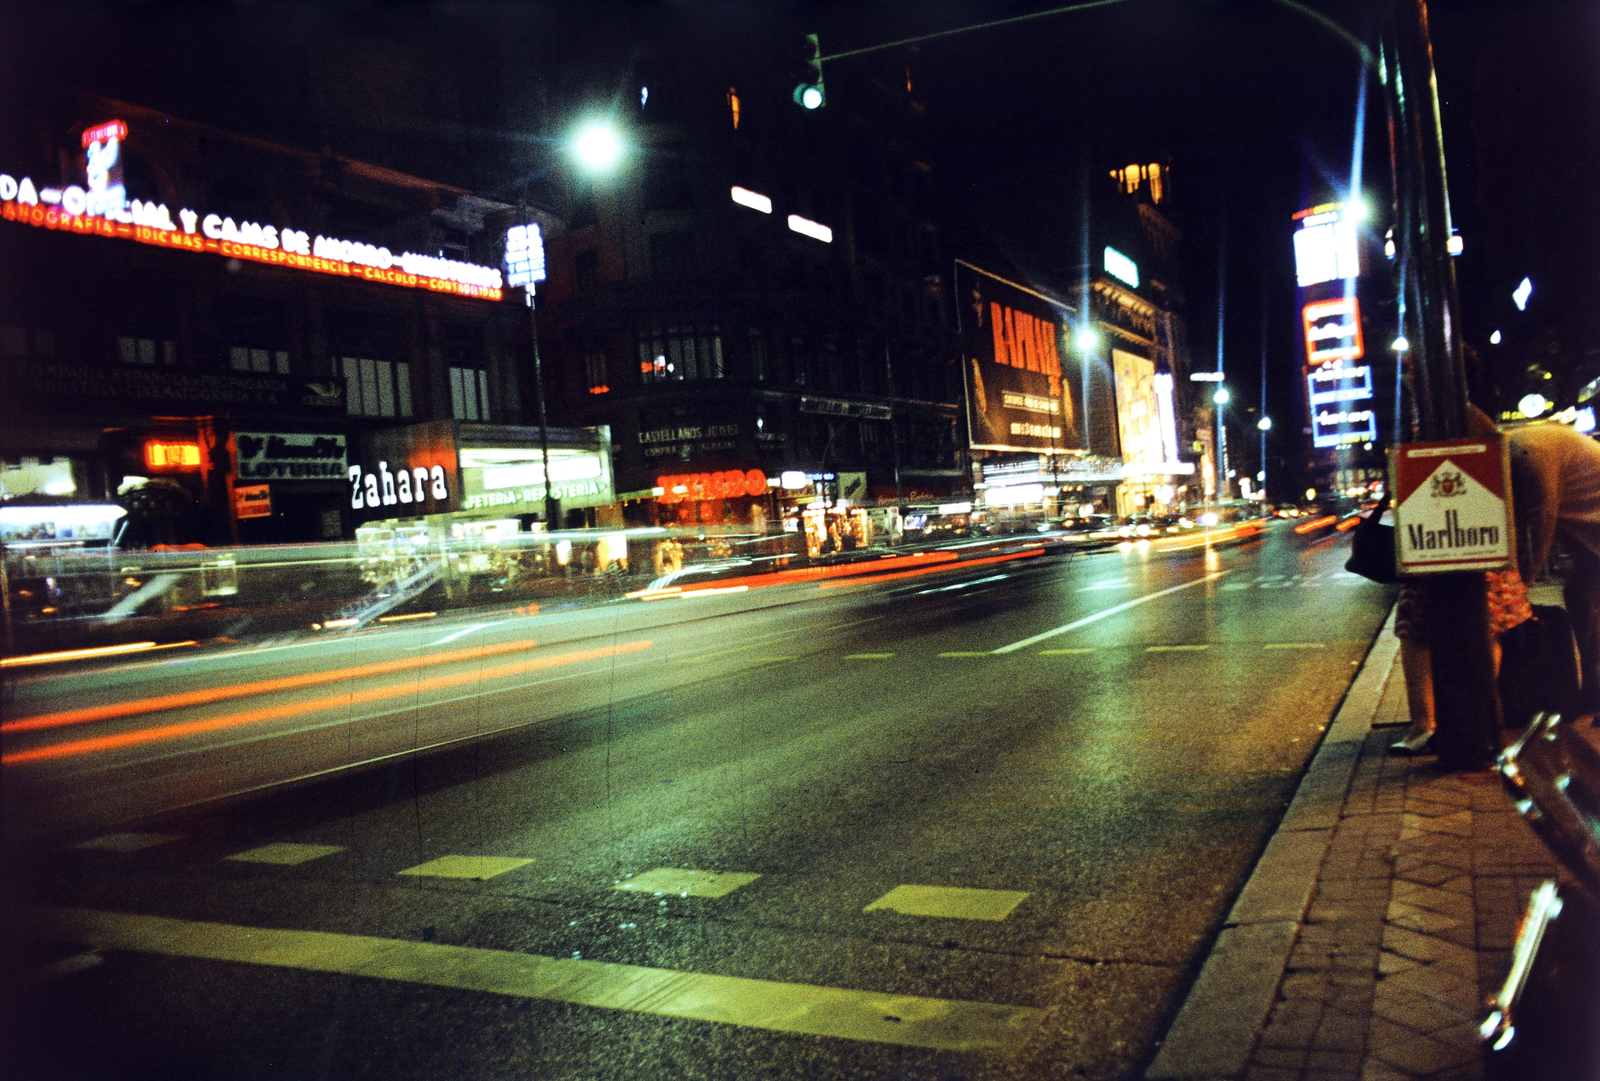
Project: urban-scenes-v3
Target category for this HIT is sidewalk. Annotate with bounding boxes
[1145,615,1574,1081]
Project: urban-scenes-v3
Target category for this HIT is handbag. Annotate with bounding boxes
[1344,508,1399,584]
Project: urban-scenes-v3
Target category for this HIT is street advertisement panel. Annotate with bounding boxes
[1112,349,1164,470]
[235,431,348,483]
[1391,437,1513,574]
[1302,296,1365,365]
[1308,366,1377,448]
[955,260,1080,453]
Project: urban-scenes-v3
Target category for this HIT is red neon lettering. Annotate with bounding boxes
[745,469,767,497]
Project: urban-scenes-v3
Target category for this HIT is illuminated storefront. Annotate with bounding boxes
[1,94,521,546]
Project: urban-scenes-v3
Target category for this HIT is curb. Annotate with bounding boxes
[1144,627,1399,1080]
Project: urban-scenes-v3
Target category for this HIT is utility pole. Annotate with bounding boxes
[1382,0,1500,769]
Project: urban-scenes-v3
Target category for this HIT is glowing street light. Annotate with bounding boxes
[1076,327,1099,351]
[1513,276,1533,312]
[1257,415,1272,432]
[1213,386,1230,406]
[1392,335,1410,352]
[573,121,624,173]
[1490,330,1502,345]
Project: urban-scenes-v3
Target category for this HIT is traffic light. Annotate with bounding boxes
[793,33,824,109]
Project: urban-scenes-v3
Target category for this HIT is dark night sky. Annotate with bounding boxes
[4,0,1596,439]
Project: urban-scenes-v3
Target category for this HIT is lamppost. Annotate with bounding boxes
[514,120,626,531]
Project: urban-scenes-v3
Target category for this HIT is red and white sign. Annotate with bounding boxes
[1391,437,1513,574]
[234,483,272,520]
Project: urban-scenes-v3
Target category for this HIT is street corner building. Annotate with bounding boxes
[0,91,531,549]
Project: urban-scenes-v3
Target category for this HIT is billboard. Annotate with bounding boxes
[955,261,1079,452]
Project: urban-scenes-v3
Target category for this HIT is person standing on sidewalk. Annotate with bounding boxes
[1509,421,1600,720]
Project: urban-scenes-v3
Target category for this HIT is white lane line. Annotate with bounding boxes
[426,622,501,647]
[991,571,1232,654]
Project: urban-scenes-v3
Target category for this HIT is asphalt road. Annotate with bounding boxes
[5,521,1394,1081]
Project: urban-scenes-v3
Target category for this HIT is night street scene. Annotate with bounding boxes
[3,1,1600,1078]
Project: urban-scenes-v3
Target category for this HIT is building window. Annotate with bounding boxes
[728,87,741,129]
[118,336,177,366]
[230,346,290,374]
[450,365,491,421]
[638,326,724,383]
[648,231,696,280]
[344,357,413,419]
[574,249,599,293]
[585,349,609,394]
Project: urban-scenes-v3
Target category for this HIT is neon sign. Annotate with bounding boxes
[1,152,504,301]
[1301,297,1365,365]
[655,469,768,503]
[503,223,546,288]
[145,440,202,469]
[1307,365,1376,448]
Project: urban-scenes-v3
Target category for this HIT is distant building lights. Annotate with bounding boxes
[1103,246,1139,287]
[1577,407,1596,434]
[145,440,201,469]
[730,186,772,214]
[786,214,832,243]
[1513,276,1533,311]
[1257,416,1273,431]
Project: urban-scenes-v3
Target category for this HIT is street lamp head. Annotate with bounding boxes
[573,121,624,173]
[1213,386,1230,406]
[1490,330,1502,345]
[1392,335,1410,352]
[1257,415,1272,431]
[1076,328,1098,351]
[1513,276,1533,312]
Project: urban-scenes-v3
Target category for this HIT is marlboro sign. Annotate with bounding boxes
[1391,437,1514,574]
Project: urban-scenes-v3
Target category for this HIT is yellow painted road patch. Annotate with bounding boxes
[397,855,532,880]
[616,867,761,899]
[1145,645,1209,653]
[1038,648,1095,656]
[227,843,345,866]
[865,885,1029,922]
[39,907,1045,1054]
[74,833,180,853]
[1264,642,1326,650]
[843,653,895,660]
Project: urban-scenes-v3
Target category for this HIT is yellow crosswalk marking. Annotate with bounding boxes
[39,908,1045,1054]
[615,867,760,899]
[1145,645,1209,653]
[865,885,1029,922]
[74,833,180,853]
[938,651,990,658]
[1264,642,1326,650]
[397,856,532,880]
[227,843,344,866]
[843,653,895,660]
[1038,648,1095,656]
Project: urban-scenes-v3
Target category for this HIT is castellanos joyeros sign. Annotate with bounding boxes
[1391,436,1514,575]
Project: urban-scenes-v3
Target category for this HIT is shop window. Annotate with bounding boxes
[344,357,413,419]
[117,336,177,366]
[450,365,491,421]
[638,326,723,384]
[585,349,609,394]
[230,346,290,374]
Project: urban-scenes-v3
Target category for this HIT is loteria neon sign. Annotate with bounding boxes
[1,123,504,301]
